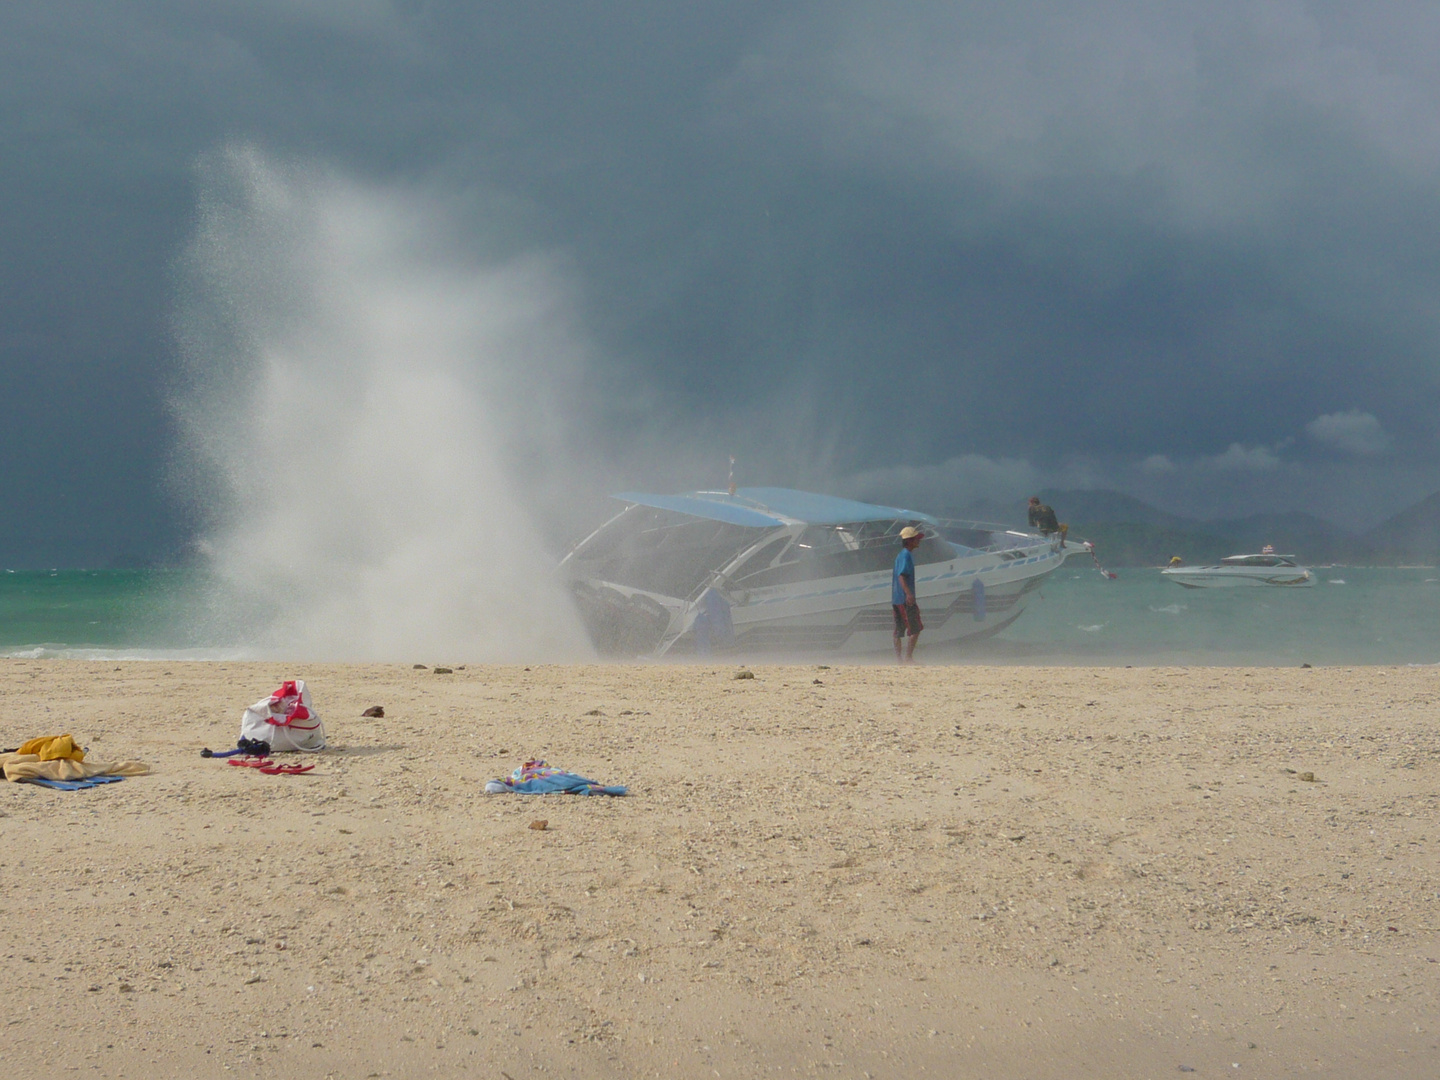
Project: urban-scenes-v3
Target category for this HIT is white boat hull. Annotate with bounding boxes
[574,543,1069,657]
[1161,567,1314,588]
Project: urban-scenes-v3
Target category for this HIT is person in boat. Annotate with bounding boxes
[1169,555,1183,567]
[892,526,925,664]
[1027,496,1067,545]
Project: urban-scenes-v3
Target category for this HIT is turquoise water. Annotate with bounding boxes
[972,565,1440,666]
[0,567,1435,665]
[0,570,190,656]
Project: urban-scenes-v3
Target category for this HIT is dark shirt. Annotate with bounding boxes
[1028,503,1060,533]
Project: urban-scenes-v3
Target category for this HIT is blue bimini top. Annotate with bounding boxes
[614,487,935,528]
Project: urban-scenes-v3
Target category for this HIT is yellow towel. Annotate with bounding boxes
[1,753,149,782]
[16,735,86,762]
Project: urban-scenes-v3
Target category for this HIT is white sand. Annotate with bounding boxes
[1,660,1437,1078]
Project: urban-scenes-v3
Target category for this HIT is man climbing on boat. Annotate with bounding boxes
[892,526,925,663]
[1027,496,1067,547]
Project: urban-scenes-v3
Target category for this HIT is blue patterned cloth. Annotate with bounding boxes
[484,760,627,796]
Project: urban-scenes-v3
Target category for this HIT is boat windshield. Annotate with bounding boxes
[728,523,958,590]
[1220,555,1296,567]
[565,505,773,599]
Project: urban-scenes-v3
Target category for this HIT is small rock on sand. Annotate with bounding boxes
[733,670,755,680]
[529,820,548,831]
[361,705,385,718]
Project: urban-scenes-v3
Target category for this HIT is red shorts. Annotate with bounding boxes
[893,602,923,637]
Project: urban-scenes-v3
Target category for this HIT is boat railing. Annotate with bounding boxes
[929,518,1059,555]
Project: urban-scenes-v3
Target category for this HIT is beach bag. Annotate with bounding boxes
[239,679,326,753]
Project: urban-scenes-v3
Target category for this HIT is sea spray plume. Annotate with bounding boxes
[170,146,592,660]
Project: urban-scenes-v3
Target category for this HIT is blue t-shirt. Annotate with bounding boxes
[892,547,916,606]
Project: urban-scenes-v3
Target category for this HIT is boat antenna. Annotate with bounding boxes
[727,455,736,497]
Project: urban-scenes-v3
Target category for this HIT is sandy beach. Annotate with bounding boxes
[1,659,1437,1079]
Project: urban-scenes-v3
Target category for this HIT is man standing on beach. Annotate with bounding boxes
[892,525,924,663]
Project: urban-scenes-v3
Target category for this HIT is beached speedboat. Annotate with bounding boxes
[1161,553,1314,589]
[558,487,1074,657]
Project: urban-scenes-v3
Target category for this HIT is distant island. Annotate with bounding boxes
[945,489,1440,568]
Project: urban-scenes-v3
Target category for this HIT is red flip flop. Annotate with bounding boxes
[259,763,315,775]
[228,758,275,769]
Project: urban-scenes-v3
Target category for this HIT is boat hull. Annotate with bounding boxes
[572,544,1068,657]
[1161,568,1314,588]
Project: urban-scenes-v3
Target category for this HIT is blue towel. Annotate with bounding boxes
[484,760,627,796]
[20,775,126,791]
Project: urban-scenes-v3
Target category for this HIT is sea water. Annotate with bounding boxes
[2,566,1436,665]
[976,565,1440,666]
[0,571,192,658]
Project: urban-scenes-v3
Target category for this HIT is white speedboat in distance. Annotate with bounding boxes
[559,487,1074,657]
[1161,553,1314,589]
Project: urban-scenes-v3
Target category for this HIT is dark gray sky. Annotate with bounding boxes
[4,1,1440,564]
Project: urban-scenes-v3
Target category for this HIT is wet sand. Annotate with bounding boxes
[1,660,1437,1078]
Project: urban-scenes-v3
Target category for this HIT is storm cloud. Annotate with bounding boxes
[3,1,1439,564]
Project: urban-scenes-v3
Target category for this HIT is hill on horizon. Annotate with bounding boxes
[1367,490,1440,565]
